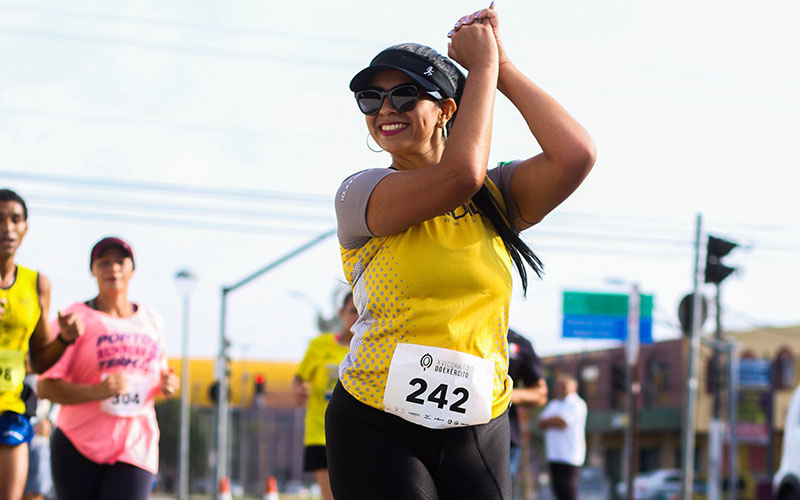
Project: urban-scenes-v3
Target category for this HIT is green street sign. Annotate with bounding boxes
[563,291,653,318]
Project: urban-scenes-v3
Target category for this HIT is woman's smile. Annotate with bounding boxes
[378,122,410,136]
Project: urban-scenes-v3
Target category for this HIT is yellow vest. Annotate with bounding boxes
[0,265,41,414]
[339,179,514,420]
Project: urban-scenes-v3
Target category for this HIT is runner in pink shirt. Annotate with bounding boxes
[37,237,180,500]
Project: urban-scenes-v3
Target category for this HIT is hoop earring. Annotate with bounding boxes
[441,124,448,144]
[366,133,384,153]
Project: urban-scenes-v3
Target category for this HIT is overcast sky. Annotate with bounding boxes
[2,0,798,363]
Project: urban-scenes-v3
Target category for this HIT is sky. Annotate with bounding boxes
[2,0,799,364]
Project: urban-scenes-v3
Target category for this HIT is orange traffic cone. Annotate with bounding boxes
[219,477,233,500]
[263,476,279,500]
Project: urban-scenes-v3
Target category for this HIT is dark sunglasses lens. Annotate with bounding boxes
[356,91,382,115]
[390,86,420,112]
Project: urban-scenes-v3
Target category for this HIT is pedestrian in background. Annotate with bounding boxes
[507,328,548,489]
[294,292,357,500]
[538,375,587,500]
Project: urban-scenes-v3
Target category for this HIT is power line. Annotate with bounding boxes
[1,169,330,205]
[530,229,692,247]
[8,169,800,256]
[0,105,262,138]
[0,3,382,48]
[31,194,333,223]
[31,205,330,237]
[0,25,362,68]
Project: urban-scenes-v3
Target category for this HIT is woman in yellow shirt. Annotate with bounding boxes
[293,292,357,500]
[326,5,595,500]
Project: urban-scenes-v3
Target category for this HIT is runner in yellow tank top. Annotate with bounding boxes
[293,292,357,500]
[326,5,596,500]
[0,189,83,500]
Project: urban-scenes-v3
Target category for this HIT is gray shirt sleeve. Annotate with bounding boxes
[335,168,394,249]
[487,160,534,233]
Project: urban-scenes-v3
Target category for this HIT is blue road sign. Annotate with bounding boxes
[738,359,771,388]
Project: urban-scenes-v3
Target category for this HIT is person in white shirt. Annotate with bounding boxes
[538,375,587,500]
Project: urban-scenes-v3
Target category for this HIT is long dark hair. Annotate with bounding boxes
[399,44,544,294]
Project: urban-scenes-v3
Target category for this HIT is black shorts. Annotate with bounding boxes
[303,445,328,472]
[325,382,511,500]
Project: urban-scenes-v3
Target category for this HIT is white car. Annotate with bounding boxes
[616,469,682,500]
[774,383,800,500]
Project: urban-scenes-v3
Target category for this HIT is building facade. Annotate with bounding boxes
[532,325,799,499]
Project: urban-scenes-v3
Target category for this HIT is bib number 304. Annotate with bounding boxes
[383,343,493,429]
[100,374,150,417]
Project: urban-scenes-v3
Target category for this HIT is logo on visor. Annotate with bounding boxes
[423,66,434,77]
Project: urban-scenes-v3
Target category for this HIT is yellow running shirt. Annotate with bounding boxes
[0,265,42,414]
[335,162,528,425]
[296,332,350,446]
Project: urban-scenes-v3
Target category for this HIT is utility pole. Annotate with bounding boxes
[708,282,723,500]
[704,234,739,500]
[681,214,703,500]
[624,284,641,500]
[728,342,740,500]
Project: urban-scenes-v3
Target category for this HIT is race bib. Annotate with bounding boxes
[383,343,493,429]
[0,349,25,393]
[324,363,339,401]
[100,373,150,417]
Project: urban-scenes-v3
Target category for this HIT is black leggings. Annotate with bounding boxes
[325,383,511,500]
[50,427,155,500]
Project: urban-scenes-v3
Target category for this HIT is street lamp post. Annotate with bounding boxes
[174,269,198,500]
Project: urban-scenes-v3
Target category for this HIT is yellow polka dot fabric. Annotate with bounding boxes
[339,178,514,420]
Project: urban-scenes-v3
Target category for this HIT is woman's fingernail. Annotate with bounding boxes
[490,1,495,8]
[447,30,453,37]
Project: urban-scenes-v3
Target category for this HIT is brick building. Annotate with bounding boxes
[531,325,799,499]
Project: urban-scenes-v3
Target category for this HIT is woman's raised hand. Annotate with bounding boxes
[447,12,498,71]
[448,2,508,68]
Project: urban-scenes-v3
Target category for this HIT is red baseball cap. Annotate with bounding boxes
[90,236,135,269]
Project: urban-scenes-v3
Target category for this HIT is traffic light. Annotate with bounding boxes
[610,364,626,408]
[209,380,220,403]
[611,365,626,391]
[705,235,738,284]
[208,380,230,404]
[254,374,266,395]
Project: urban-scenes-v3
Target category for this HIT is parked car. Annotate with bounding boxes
[616,469,682,500]
[579,466,612,500]
[774,383,800,500]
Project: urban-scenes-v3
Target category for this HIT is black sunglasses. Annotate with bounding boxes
[354,83,442,116]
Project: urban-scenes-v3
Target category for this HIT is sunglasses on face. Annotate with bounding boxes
[354,83,443,116]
